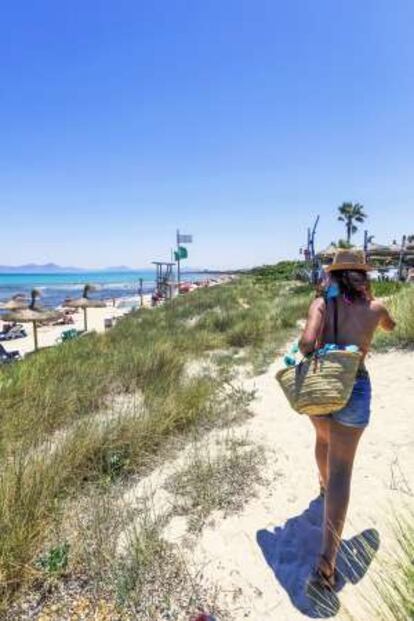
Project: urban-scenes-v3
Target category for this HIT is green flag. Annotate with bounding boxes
[175,246,188,260]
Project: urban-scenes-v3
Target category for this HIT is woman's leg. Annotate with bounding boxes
[310,417,330,490]
[321,420,364,568]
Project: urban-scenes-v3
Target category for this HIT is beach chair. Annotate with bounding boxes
[57,328,83,343]
[0,344,21,363]
[0,324,27,341]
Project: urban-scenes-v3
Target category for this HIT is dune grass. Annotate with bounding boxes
[165,435,265,533]
[373,285,414,350]
[1,277,412,616]
[377,516,414,620]
[0,277,311,612]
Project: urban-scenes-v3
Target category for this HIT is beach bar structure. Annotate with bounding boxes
[317,239,414,279]
[152,261,176,300]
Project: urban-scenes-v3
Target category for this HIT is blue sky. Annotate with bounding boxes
[1,0,413,269]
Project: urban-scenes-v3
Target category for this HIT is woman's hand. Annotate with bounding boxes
[375,301,396,332]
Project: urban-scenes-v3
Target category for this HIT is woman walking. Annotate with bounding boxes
[299,250,395,589]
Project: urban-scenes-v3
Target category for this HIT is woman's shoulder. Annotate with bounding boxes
[309,296,326,312]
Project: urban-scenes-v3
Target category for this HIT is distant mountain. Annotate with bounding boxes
[0,263,87,274]
[0,263,138,274]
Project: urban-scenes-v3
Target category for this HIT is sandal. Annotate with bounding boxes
[306,555,337,592]
[306,556,341,615]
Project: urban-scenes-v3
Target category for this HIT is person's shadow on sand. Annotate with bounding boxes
[256,496,380,618]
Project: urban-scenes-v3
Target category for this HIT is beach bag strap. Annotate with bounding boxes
[333,297,338,345]
[316,296,339,350]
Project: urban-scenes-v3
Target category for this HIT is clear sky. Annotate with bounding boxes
[1,1,413,269]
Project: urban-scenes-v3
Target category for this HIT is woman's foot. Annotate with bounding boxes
[306,556,340,615]
[307,555,337,591]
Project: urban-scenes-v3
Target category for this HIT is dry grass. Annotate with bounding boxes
[0,277,311,613]
[8,494,227,621]
[165,436,266,533]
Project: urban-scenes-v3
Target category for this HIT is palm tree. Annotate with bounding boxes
[337,202,367,244]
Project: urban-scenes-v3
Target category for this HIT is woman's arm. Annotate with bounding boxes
[379,304,396,332]
[299,297,326,355]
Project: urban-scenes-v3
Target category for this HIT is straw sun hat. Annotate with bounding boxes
[325,249,373,272]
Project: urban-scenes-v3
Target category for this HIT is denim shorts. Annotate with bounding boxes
[322,372,372,428]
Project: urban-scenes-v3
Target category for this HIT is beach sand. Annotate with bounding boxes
[189,350,414,620]
[3,281,411,619]
[0,295,152,357]
[0,277,231,358]
[118,349,414,620]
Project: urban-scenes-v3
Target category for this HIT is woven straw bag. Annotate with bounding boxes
[276,350,362,415]
[276,297,362,416]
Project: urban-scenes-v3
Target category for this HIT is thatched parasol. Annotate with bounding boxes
[0,294,30,311]
[63,284,105,332]
[1,290,62,351]
[317,243,339,259]
[367,242,402,257]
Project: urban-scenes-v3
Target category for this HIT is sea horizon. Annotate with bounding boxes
[0,269,225,308]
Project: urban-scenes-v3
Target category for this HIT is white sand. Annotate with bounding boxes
[187,350,414,620]
[5,279,410,619]
[0,277,231,358]
[0,295,151,357]
[118,350,414,620]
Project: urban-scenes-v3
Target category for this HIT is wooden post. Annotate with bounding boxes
[83,307,88,332]
[363,230,368,253]
[398,235,406,281]
[139,278,144,307]
[33,321,39,351]
[176,229,181,291]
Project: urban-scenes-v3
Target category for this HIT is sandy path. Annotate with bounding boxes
[187,350,414,620]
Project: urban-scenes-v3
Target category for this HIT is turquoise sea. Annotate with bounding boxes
[0,270,208,308]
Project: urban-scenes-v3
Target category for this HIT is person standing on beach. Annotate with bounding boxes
[299,250,396,590]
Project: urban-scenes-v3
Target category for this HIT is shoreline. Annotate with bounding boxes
[0,275,233,357]
[0,271,231,310]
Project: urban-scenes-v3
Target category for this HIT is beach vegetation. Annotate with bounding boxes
[373,285,414,350]
[372,281,405,298]
[0,276,310,613]
[249,260,308,284]
[165,436,265,533]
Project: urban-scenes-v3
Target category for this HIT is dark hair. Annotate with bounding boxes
[332,270,372,302]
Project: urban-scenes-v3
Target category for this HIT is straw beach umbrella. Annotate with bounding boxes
[0,294,29,311]
[2,290,62,351]
[317,243,338,259]
[63,284,105,332]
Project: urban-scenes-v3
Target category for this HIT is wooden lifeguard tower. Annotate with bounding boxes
[152,261,176,300]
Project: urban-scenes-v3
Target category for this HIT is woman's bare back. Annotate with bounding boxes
[300,295,395,357]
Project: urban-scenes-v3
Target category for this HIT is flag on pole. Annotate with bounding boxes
[177,233,193,244]
[174,246,188,261]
